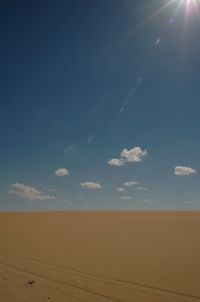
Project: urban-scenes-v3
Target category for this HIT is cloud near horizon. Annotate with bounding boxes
[124,180,139,187]
[174,166,197,176]
[108,146,147,167]
[137,186,148,191]
[121,196,131,200]
[117,187,125,192]
[9,183,55,200]
[55,168,69,177]
[80,181,102,189]
[142,198,150,203]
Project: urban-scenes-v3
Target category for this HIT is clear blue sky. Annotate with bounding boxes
[1,0,199,211]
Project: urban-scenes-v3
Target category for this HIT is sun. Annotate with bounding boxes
[156,0,200,22]
[142,0,200,26]
[128,0,200,40]
[163,0,200,14]
[177,0,200,13]
[180,0,200,20]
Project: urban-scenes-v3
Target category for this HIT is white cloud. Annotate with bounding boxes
[80,182,102,189]
[124,181,139,187]
[9,183,55,200]
[42,187,56,192]
[174,166,196,176]
[121,147,147,163]
[62,199,69,203]
[108,146,147,167]
[117,187,125,192]
[137,186,148,191]
[142,198,150,202]
[121,196,131,200]
[107,158,124,167]
[55,168,69,177]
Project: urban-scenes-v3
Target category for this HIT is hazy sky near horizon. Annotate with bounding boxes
[1,0,200,211]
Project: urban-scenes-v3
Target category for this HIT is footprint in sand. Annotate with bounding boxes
[28,280,36,285]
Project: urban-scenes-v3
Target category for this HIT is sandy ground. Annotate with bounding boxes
[0,211,200,302]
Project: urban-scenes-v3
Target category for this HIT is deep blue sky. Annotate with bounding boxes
[1,0,199,211]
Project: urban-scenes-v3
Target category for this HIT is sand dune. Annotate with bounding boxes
[0,211,200,301]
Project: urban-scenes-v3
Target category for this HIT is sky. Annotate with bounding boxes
[0,0,200,211]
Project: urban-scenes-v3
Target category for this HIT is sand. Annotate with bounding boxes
[0,211,200,302]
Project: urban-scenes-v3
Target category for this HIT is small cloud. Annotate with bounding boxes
[121,147,147,163]
[9,183,55,200]
[124,181,139,187]
[42,187,56,192]
[137,186,148,191]
[121,196,131,200]
[174,166,196,176]
[141,199,151,207]
[142,198,150,203]
[108,158,124,167]
[62,199,69,203]
[80,182,102,189]
[108,146,147,167]
[117,187,125,192]
[65,144,79,155]
[55,168,69,177]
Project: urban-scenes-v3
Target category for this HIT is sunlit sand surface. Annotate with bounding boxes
[0,211,200,301]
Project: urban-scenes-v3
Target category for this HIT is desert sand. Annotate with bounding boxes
[0,211,200,302]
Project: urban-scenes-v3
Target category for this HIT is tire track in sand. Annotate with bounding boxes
[0,249,199,302]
